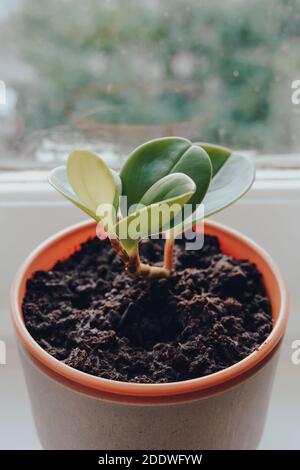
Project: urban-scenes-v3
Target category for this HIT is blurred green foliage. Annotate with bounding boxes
[10,0,300,150]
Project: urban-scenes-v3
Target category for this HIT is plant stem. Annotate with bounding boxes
[109,237,129,263]
[110,236,170,278]
[164,237,175,272]
[126,252,170,278]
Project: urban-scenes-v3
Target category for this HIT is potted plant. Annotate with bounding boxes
[11,137,288,450]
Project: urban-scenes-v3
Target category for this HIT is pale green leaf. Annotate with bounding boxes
[67,150,116,213]
[48,166,98,220]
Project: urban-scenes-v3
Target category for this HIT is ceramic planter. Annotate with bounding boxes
[10,220,288,450]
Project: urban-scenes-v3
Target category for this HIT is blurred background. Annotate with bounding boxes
[0,0,300,171]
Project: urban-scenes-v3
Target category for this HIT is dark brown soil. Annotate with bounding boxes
[23,234,272,383]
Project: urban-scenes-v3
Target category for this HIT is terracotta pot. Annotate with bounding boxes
[10,220,289,450]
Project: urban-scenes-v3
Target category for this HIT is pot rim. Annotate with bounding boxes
[10,219,289,399]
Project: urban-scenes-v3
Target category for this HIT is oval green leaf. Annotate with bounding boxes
[120,137,212,212]
[139,173,196,207]
[179,152,255,234]
[48,166,98,220]
[67,150,116,213]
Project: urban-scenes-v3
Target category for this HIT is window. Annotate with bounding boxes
[0,0,300,172]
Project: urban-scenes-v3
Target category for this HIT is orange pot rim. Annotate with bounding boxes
[10,219,289,400]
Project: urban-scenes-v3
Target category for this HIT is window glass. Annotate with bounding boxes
[0,0,300,170]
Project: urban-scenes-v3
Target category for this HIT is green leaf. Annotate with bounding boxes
[196,142,232,177]
[202,152,255,217]
[115,188,195,254]
[67,150,116,213]
[180,152,255,233]
[139,173,196,207]
[120,137,212,212]
[48,150,120,225]
[48,166,98,220]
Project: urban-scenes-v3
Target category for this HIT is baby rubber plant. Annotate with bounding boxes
[49,137,255,278]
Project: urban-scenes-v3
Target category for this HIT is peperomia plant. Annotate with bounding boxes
[49,137,255,278]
